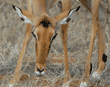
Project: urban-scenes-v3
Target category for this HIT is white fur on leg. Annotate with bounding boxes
[63,85,69,87]
[62,83,69,87]
[80,82,87,87]
[9,84,13,87]
[92,71,100,79]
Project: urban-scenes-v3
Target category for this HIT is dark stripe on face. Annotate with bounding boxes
[48,33,58,53]
[31,32,36,38]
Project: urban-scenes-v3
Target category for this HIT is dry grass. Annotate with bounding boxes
[0,0,110,87]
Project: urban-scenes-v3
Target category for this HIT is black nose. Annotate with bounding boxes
[37,67,45,73]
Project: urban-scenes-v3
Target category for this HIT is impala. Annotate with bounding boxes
[9,0,107,87]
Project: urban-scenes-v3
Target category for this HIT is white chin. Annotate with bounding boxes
[35,72,45,75]
[41,72,45,75]
[35,72,40,75]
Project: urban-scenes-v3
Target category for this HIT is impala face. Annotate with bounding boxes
[32,16,57,75]
[12,5,80,75]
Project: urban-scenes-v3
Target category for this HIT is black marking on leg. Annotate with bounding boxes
[102,53,107,62]
[90,63,92,74]
[76,6,80,12]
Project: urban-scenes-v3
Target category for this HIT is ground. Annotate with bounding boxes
[0,0,110,87]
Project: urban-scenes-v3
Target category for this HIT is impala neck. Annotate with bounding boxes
[41,0,47,14]
[32,0,46,17]
[32,0,55,17]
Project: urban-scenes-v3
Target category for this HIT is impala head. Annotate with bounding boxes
[12,5,80,75]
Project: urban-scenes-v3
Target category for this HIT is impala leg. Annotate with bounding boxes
[61,24,70,87]
[92,22,106,79]
[80,21,98,87]
[80,0,101,87]
[9,24,32,87]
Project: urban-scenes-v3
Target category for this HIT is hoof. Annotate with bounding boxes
[63,85,69,87]
[92,71,100,79]
[80,82,87,87]
[62,83,69,87]
[9,84,13,87]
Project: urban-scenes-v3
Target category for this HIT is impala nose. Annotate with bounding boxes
[35,67,45,75]
[37,67,45,73]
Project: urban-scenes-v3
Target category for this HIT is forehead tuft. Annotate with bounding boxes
[40,18,51,28]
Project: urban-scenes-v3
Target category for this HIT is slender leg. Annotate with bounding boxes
[80,0,101,87]
[92,21,106,79]
[9,24,32,87]
[61,24,70,87]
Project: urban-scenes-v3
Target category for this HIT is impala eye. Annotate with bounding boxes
[31,32,38,40]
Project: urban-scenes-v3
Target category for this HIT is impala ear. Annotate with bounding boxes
[12,5,36,24]
[55,6,80,25]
